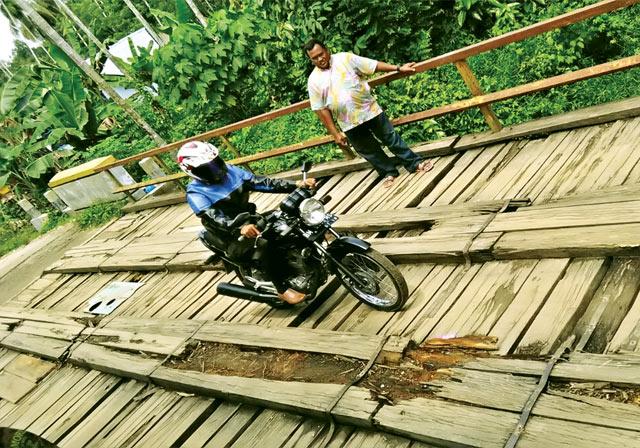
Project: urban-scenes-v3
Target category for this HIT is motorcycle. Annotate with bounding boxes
[199,161,409,311]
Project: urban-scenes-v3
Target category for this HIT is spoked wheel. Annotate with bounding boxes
[336,249,408,311]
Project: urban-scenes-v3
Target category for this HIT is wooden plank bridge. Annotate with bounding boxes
[2,96,640,447]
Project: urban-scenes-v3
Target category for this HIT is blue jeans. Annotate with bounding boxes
[344,111,423,177]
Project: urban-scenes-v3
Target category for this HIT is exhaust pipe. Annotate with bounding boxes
[217,282,282,305]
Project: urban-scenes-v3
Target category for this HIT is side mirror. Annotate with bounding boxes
[302,161,313,173]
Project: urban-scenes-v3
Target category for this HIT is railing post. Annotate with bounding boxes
[221,135,254,173]
[454,59,503,132]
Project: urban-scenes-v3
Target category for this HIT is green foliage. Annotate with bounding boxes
[75,200,126,229]
[0,226,38,258]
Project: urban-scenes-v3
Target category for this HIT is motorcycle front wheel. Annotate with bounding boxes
[335,248,408,311]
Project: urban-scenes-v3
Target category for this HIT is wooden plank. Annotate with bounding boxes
[490,259,571,355]
[536,390,640,432]
[58,379,146,448]
[3,354,56,383]
[85,389,181,447]
[13,320,85,341]
[516,258,608,355]
[218,408,304,448]
[196,405,262,448]
[429,259,537,338]
[488,199,640,233]
[518,416,640,448]
[410,264,483,343]
[573,258,640,353]
[193,322,383,361]
[131,396,214,447]
[424,367,640,432]
[280,418,327,448]
[69,342,162,381]
[151,366,345,417]
[86,327,189,356]
[332,387,379,428]
[455,94,640,151]
[30,371,120,440]
[530,183,640,210]
[455,59,502,131]
[463,353,640,385]
[1,332,71,360]
[334,199,528,233]
[180,401,245,448]
[517,126,599,204]
[0,366,87,429]
[493,223,640,259]
[432,143,508,206]
[0,371,36,403]
[343,429,412,448]
[374,398,518,447]
[473,134,566,201]
[608,287,640,353]
[45,240,129,274]
[552,120,627,197]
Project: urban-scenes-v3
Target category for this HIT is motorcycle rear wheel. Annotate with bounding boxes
[336,249,408,311]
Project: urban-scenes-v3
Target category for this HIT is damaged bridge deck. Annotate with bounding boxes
[2,97,640,447]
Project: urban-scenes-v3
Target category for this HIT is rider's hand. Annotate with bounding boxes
[296,178,317,189]
[334,133,348,148]
[240,224,261,239]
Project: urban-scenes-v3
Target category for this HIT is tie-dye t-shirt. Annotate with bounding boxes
[307,52,382,131]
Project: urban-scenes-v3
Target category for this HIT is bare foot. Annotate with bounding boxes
[382,175,396,188]
[415,160,434,173]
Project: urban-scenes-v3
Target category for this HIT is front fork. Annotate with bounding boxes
[313,233,371,288]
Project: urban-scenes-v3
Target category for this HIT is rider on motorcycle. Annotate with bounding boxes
[178,141,317,305]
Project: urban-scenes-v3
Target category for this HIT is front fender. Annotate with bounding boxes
[326,236,370,258]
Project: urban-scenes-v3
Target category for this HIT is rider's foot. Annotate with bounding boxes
[278,288,306,304]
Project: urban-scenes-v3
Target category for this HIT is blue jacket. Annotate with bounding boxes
[186,164,296,235]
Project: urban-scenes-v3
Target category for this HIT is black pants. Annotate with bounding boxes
[227,237,288,293]
[344,111,423,177]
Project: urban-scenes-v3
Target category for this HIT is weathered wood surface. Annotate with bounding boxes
[194,322,384,360]
[68,342,162,382]
[374,398,518,447]
[151,366,345,417]
[334,199,528,233]
[455,95,640,151]
[0,371,37,403]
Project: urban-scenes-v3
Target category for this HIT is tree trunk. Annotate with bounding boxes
[184,0,207,27]
[122,0,167,46]
[52,0,134,80]
[19,1,167,146]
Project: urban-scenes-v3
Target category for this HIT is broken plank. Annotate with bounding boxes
[193,321,383,360]
[486,200,640,233]
[493,223,640,259]
[334,198,529,233]
[69,342,162,382]
[1,332,71,360]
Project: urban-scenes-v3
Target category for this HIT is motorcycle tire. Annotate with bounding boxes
[335,248,408,311]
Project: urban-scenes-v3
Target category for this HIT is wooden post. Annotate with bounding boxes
[454,59,503,132]
[221,135,254,173]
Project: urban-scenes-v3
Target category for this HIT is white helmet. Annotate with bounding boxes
[177,141,227,183]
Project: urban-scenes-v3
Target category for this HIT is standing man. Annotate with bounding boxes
[304,39,432,187]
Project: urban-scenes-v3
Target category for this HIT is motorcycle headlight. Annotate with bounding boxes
[299,198,326,226]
